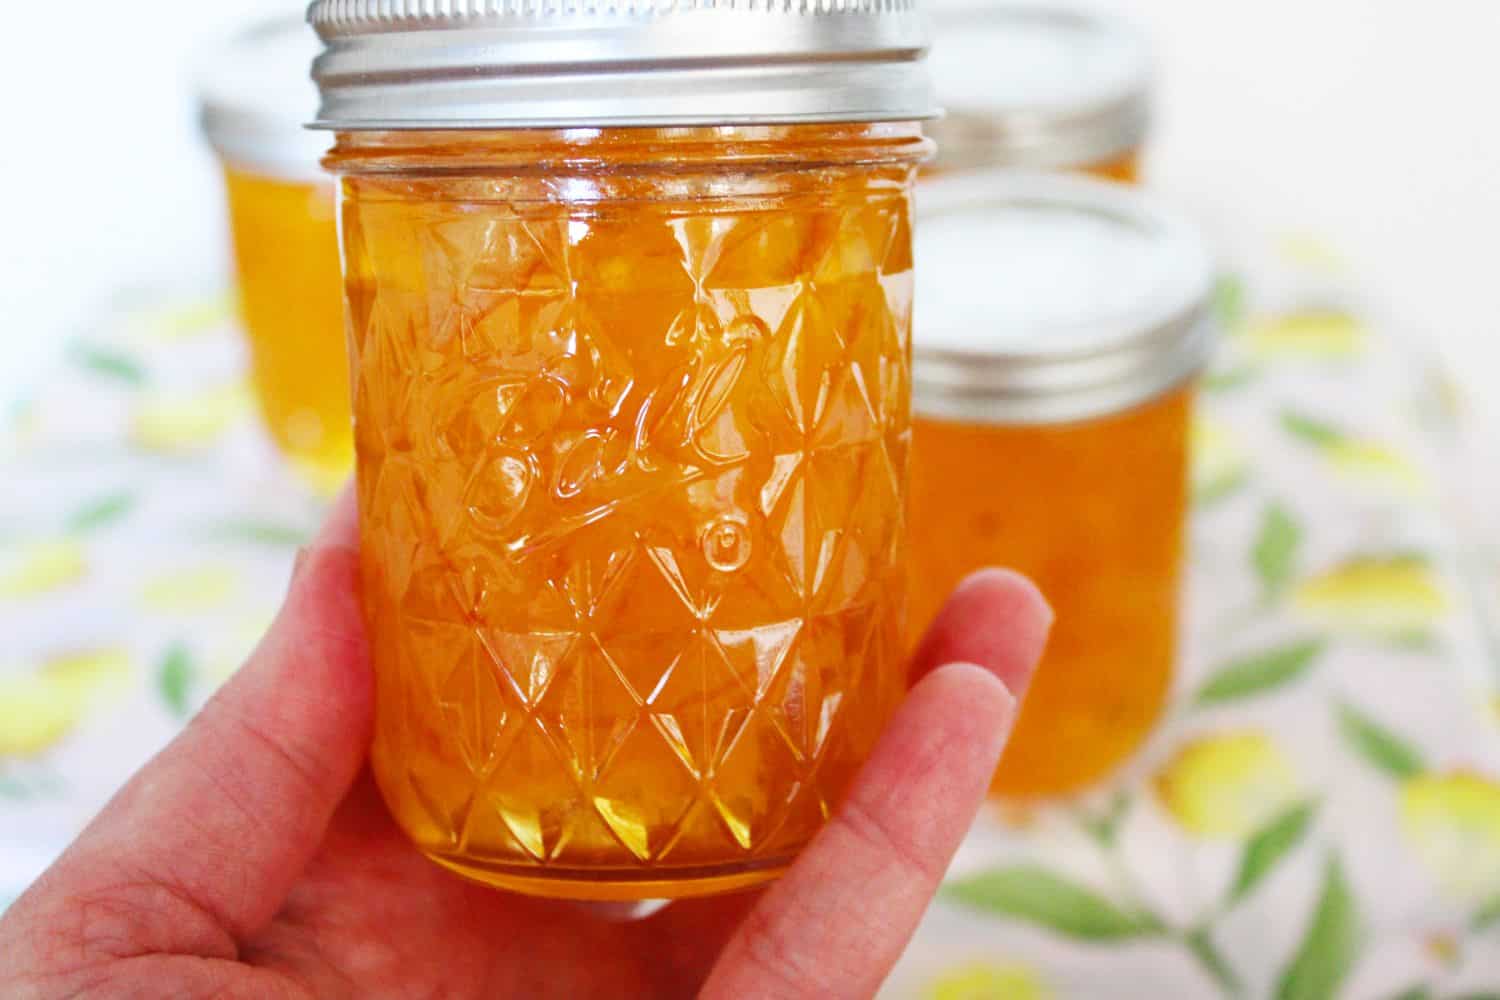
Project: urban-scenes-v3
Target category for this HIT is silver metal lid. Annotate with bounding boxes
[306,0,937,130]
[914,171,1216,425]
[198,16,331,178]
[926,1,1151,171]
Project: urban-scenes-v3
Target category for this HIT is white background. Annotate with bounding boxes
[2,1,1498,422]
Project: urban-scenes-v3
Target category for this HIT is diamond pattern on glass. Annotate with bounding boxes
[351,184,912,883]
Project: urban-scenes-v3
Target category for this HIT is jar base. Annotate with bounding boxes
[422,851,793,902]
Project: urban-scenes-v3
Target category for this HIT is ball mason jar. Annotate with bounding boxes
[309,0,934,900]
[908,172,1216,797]
[924,1,1153,182]
[198,17,352,493]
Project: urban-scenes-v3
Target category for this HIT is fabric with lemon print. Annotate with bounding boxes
[6,246,1500,997]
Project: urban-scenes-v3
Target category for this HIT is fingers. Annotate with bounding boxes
[701,570,1051,999]
[909,568,1053,699]
[699,667,1014,999]
[9,487,371,958]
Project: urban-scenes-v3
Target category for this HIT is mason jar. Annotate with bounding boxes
[309,0,933,900]
[909,172,1216,797]
[198,17,351,493]
[925,1,1153,181]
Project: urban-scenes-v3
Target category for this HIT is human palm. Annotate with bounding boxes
[0,493,1050,999]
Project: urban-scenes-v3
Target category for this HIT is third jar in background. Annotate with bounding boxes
[199,18,352,494]
[909,172,1216,797]
[925,1,1152,182]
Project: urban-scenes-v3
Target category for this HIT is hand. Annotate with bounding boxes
[0,491,1051,999]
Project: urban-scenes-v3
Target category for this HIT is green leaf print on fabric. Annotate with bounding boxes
[1076,791,1131,849]
[1229,801,1317,905]
[1275,854,1361,1000]
[1471,893,1500,931]
[1281,412,1348,449]
[1338,703,1426,780]
[944,866,1164,941]
[1195,640,1324,707]
[1214,274,1246,331]
[1184,926,1243,995]
[203,518,313,547]
[65,492,137,535]
[157,642,197,719]
[70,343,146,386]
[1253,503,1302,600]
[1205,366,1259,394]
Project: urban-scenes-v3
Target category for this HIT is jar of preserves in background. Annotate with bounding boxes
[199,17,351,494]
[909,172,1216,797]
[925,1,1153,182]
[310,0,934,900]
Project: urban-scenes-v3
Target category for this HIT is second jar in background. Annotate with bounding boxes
[199,18,352,494]
[925,1,1153,182]
[909,172,1217,797]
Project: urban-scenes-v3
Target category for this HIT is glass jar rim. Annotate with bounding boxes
[925,1,1152,171]
[197,15,330,179]
[307,0,938,131]
[912,170,1217,426]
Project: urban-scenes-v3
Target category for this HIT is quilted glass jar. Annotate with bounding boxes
[909,172,1216,797]
[199,18,351,493]
[311,1,933,900]
[925,1,1152,181]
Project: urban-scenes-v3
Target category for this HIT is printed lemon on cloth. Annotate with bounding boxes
[1281,412,1429,499]
[1294,554,1448,636]
[1243,310,1368,362]
[0,650,132,758]
[140,564,239,612]
[1400,772,1500,905]
[926,962,1051,1000]
[132,381,253,453]
[1192,417,1250,505]
[0,541,86,599]
[123,294,235,345]
[1154,732,1300,838]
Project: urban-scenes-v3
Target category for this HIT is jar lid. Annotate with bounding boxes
[925,1,1151,171]
[913,171,1216,425]
[306,0,937,131]
[198,16,330,178]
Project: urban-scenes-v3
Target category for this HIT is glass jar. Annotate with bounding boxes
[925,1,1152,182]
[909,172,1216,797]
[199,18,352,494]
[310,1,933,900]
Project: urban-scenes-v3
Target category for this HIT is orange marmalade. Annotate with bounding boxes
[329,126,924,898]
[910,173,1215,798]
[912,388,1191,796]
[222,168,351,492]
[199,17,350,492]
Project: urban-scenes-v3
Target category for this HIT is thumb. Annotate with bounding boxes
[13,488,371,956]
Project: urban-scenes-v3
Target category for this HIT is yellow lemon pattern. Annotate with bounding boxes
[0,649,132,758]
[927,962,1052,1000]
[125,294,236,345]
[1399,772,1500,905]
[1294,555,1448,636]
[1192,417,1250,505]
[1244,311,1366,362]
[133,381,253,453]
[1155,732,1300,838]
[140,565,239,612]
[1326,439,1429,499]
[0,541,87,599]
